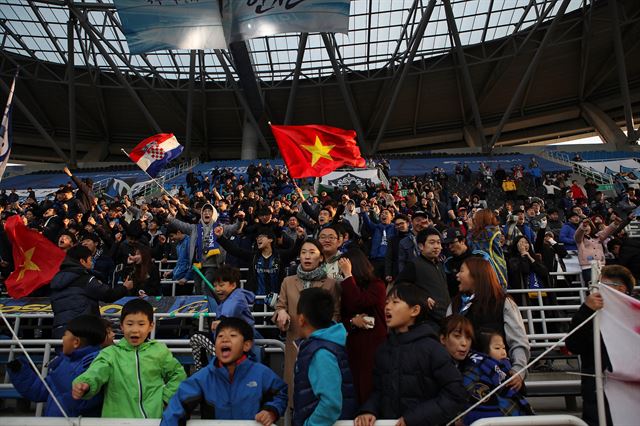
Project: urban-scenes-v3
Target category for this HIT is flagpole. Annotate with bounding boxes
[591,260,607,426]
[121,148,174,199]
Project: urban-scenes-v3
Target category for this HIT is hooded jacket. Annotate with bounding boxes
[294,323,356,426]
[359,322,466,426]
[9,345,103,417]
[160,356,287,425]
[73,338,186,418]
[50,257,129,335]
[168,203,240,267]
[216,288,256,327]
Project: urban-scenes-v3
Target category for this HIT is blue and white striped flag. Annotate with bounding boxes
[0,76,15,183]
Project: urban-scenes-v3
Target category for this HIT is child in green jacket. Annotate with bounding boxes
[72,299,187,418]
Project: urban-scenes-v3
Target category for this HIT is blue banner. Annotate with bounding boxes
[113,0,226,54]
[223,0,351,43]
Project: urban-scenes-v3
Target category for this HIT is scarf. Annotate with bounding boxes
[296,264,327,290]
[459,293,475,315]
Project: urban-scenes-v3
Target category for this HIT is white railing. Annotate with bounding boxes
[542,151,614,185]
[91,158,200,198]
[470,415,587,426]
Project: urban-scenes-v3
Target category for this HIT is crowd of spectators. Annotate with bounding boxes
[1,157,639,425]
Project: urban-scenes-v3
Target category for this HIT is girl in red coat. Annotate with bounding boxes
[338,248,387,404]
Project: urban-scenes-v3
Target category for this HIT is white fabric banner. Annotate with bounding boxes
[223,0,351,43]
[113,0,226,54]
[319,168,384,188]
[599,284,640,426]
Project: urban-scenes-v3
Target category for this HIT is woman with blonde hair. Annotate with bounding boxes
[467,209,508,289]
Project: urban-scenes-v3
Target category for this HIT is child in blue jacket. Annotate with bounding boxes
[7,315,105,417]
[161,317,287,426]
[189,265,261,369]
[294,287,357,426]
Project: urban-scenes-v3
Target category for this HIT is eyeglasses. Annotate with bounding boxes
[319,236,338,241]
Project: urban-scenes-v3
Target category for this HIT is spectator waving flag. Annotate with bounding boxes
[127,133,184,178]
[0,75,16,183]
[4,215,65,298]
[270,124,365,178]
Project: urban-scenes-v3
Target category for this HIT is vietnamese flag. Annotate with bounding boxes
[270,124,366,178]
[4,215,65,298]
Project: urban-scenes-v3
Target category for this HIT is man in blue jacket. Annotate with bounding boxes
[559,211,581,251]
[8,315,106,417]
[360,205,396,277]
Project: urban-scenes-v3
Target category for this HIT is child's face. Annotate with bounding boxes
[384,295,419,332]
[214,280,237,302]
[62,330,80,356]
[487,334,507,361]
[121,313,154,347]
[215,327,252,365]
[102,327,115,348]
[440,328,472,362]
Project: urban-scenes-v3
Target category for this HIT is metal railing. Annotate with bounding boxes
[542,151,614,185]
[91,158,199,199]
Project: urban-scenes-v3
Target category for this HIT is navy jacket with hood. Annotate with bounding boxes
[50,257,128,337]
[8,345,103,417]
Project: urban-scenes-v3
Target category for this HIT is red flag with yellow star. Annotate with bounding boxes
[270,124,366,178]
[4,215,65,298]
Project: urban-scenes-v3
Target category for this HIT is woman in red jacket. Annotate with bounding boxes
[338,248,387,404]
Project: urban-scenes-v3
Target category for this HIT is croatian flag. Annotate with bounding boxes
[128,133,183,178]
[0,76,16,183]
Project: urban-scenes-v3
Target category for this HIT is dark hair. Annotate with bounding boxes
[344,247,377,287]
[121,298,154,323]
[58,230,77,244]
[601,264,636,293]
[130,243,153,285]
[477,330,505,355]
[394,214,409,223]
[213,264,241,286]
[387,283,430,324]
[324,222,346,239]
[416,227,442,245]
[66,315,107,347]
[297,287,334,329]
[216,317,254,341]
[452,257,507,317]
[300,238,324,255]
[165,225,182,236]
[440,314,475,341]
[66,245,92,263]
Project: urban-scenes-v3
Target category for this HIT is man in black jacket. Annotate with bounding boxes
[395,228,449,322]
[63,167,95,215]
[50,245,132,338]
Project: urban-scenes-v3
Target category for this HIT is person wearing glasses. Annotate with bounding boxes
[566,265,636,426]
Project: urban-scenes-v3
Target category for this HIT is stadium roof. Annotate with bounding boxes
[1,0,584,81]
[0,0,639,163]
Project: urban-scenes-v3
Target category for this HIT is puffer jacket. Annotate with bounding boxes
[73,338,186,418]
[358,322,466,426]
[50,257,129,337]
[574,223,617,268]
[9,345,103,417]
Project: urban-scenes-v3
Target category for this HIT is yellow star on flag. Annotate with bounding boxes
[302,135,334,166]
[17,247,41,281]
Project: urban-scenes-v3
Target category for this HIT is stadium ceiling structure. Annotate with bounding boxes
[0,0,639,164]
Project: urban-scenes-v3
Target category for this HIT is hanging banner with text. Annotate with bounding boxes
[113,0,226,54]
[223,0,351,43]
